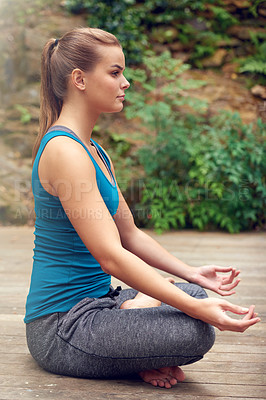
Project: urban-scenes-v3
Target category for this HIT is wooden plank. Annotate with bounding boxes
[1,376,266,398]
[0,354,34,365]
[1,362,265,386]
[0,391,265,400]
[0,314,24,321]
[213,335,266,345]
[0,344,28,354]
[0,310,25,316]
[0,326,25,336]
[0,315,26,338]
[203,352,266,363]
[184,371,266,385]
[0,336,27,345]
[0,287,28,294]
[183,361,266,374]
[1,387,264,400]
[209,344,266,354]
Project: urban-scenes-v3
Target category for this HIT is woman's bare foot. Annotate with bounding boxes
[139,366,185,389]
[120,277,175,310]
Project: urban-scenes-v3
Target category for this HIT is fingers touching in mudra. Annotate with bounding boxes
[192,265,241,296]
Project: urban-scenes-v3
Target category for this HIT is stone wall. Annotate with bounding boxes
[0,0,86,225]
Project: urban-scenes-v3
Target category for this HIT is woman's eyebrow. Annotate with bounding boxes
[110,64,124,70]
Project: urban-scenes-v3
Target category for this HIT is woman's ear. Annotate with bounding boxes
[71,69,86,91]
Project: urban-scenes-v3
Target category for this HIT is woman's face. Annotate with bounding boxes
[83,46,130,115]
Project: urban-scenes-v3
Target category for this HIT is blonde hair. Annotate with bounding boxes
[33,27,121,161]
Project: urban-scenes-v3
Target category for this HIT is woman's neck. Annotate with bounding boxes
[54,101,100,146]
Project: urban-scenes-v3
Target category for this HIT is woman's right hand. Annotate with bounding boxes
[192,297,260,332]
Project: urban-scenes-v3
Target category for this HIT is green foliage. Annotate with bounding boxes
[65,0,239,66]
[239,32,266,80]
[186,114,266,233]
[190,32,227,66]
[137,113,265,234]
[65,0,147,64]
[249,0,266,17]
[125,51,207,132]
[240,59,266,75]
[176,23,197,45]
[124,54,266,233]
[209,6,239,32]
[109,133,131,157]
[106,132,135,193]
[15,105,32,124]
[65,0,265,81]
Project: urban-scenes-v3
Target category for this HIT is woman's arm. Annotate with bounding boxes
[45,137,260,332]
[113,186,240,296]
[114,190,194,280]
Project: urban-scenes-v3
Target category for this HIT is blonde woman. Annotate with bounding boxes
[25,28,260,389]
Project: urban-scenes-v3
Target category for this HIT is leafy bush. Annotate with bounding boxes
[125,51,207,125]
[137,114,265,234]
[125,53,266,233]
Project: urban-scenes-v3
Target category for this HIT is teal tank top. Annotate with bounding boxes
[24,126,119,323]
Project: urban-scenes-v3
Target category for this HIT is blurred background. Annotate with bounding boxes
[0,0,265,233]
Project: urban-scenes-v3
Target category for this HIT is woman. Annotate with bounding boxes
[25,27,260,389]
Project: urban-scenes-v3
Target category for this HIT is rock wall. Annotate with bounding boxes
[0,0,86,225]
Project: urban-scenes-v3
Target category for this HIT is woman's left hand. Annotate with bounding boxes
[191,265,241,296]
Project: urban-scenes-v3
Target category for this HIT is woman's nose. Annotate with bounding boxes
[122,76,130,89]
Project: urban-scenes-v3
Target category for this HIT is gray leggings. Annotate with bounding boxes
[26,283,215,379]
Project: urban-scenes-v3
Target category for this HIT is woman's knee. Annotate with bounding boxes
[175,315,215,358]
[196,321,216,356]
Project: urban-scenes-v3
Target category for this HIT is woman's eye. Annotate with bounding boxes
[112,71,119,77]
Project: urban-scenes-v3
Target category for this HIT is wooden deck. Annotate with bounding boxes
[0,226,265,400]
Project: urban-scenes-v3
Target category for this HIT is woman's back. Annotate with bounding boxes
[25,127,119,323]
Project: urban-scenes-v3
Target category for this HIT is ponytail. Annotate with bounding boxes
[32,39,61,161]
[32,28,121,162]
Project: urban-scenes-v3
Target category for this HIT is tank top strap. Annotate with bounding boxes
[90,139,110,166]
[36,126,98,171]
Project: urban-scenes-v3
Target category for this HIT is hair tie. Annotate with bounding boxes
[54,39,58,47]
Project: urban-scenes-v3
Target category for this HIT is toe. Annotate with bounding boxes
[169,377,178,386]
[164,381,172,389]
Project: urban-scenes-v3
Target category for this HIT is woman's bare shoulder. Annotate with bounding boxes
[43,135,94,169]
[39,135,96,189]
[44,135,87,157]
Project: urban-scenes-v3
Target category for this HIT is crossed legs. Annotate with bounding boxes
[120,277,186,389]
[26,281,215,385]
